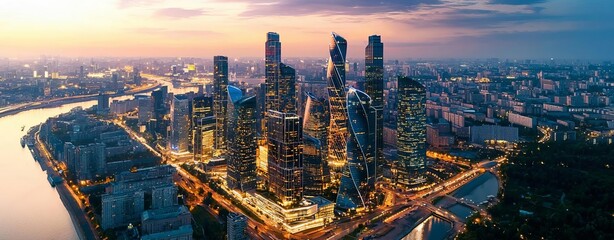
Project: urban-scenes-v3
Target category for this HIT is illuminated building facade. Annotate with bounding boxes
[267,110,303,207]
[278,63,297,113]
[365,35,384,170]
[326,32,349,173]
[396,77,427,186]
[303,92,330,195]
[169,94,190,154]
[213,56,229,156]
[303,135,328,196]
[226,85,257,192]
[265,32,281,136]
[192,96,215,162]
[336,88,377,211]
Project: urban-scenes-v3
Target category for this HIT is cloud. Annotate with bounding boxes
[153,8,206,19]
[130,27,219,37]
[221,0,442,17]
[117,0,165,9]
[489,0,547,5]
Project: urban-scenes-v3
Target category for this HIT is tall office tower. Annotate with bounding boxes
[278,63,297,113]
[396,77,427,186]
[303,92,329,169]
[192,96,215,162]
[326,32,349,173]
[303,135,328,196]
[264,32,282,137]
[226,86,257,192]
[267,110,303,207]
[169,94,190,154]
[151,86,168,135]
[137,95,152,125]
[97,93,110,114]
[79,65,85,80]
[227,212,248,240]
[214,56,229,156]
[365,35,384,171]
[336,88,377,211]
[112,72,119,90]
[133,67,142,86]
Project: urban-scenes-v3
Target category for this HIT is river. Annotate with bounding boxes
[0,77,196,239]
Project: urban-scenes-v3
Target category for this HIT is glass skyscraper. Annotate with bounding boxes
[303,92,329,166]
[303,135,329,196]
[336,88,377,211]
[278,63,296,113]
[170,94,190,154]
[265,32,282,137]
[365,35,384,171]
[226,85,258,192]
[326,32,349,173]
[192,96,215,163]
[396,77,427,186]
[267,110,303,207]
[214,56,229,157]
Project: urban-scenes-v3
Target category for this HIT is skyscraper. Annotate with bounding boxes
[267,110,303,207]
[365,35,384,172]
[303,92,330,189]
[265,32,282,136]
[278,63,297,113]
[97,93,110,114]
[170,94,190,154]
[303,135,328,196]
[192,96,215,162]
[396,77,427,186]
[336,88,377,211]
[214,56,229,157]
[326,32,349,173]
[226,86,257,192]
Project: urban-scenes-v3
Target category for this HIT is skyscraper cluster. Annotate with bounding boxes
[160,31,427,214]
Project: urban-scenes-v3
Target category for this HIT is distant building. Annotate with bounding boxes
[137,95,153,125]
[226,86,257,192]
[470,125,519,144]
[227,212,248,240]
[97,93,110,114]
[395,77,427,187]
[508,112,537,128]
[170,94,190,154]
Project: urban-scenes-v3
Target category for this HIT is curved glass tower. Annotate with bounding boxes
[226,85,257,192]
[303,92,330,194]
[336,88,377,211]
[326,32,348,173]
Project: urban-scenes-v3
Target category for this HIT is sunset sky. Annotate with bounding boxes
[0,0,612,59]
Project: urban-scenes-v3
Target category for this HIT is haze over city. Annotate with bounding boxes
[1,0,613,59]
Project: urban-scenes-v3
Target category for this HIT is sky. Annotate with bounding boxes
[0,0,613,60]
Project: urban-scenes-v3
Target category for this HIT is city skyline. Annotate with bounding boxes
[1,0,613,59]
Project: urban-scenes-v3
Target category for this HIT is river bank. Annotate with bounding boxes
[0,83,161,119]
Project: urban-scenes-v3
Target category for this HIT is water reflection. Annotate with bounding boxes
[402,215,452,240]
